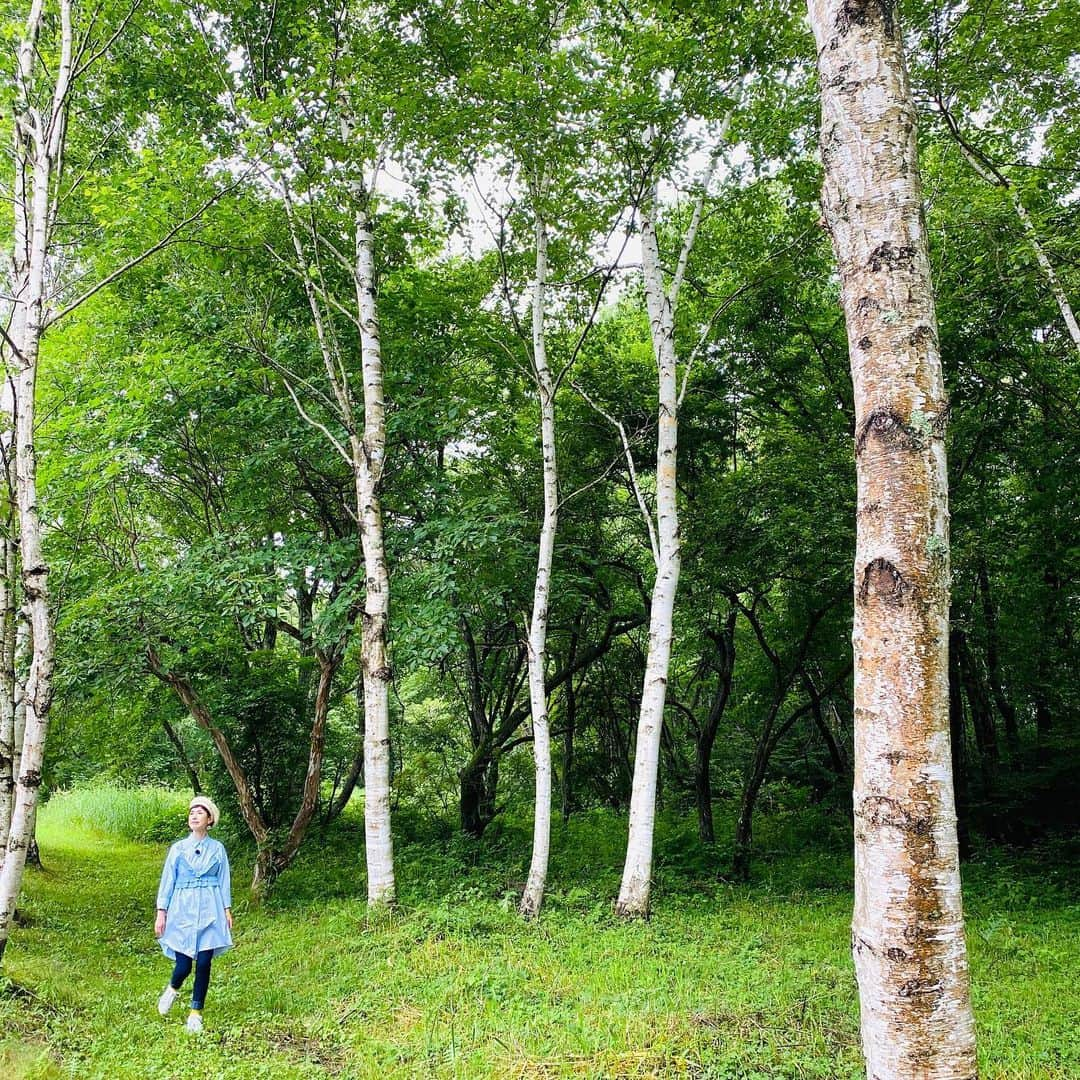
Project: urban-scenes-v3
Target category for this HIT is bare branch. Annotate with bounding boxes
[571,378,659,569]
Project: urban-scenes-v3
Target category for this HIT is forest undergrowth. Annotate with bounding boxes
[0,787,1075,1079]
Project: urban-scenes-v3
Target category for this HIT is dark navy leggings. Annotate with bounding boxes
[169,949,214,1010]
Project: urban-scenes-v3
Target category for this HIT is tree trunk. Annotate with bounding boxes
[0,0,71,966]
[561,665,577,823]
[695,610,737,844]
[695,734,717,845]
[326,742,364,824]
[161,716,202,795]
[521,186,557,921]
[0,536,15,852]
[976,560,1019,761]
[353,204,395,907]
[809,0,978,1073]
[148,644,340,900]
[955,629,997,785]
[732,758,767,883]
[616,175,685,920]
[948,629,972,862]
[459,753,499,838]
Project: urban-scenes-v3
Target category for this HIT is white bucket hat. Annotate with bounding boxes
[189,795,220,827]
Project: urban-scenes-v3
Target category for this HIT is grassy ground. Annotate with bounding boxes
[0,793,1076,1079]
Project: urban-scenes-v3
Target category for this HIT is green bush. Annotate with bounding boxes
[38,782,190,843]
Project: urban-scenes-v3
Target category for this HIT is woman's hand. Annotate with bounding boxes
[154,910,166,937]
[225,908,234,931]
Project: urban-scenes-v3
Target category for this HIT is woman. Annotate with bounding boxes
[154,796,233,1033]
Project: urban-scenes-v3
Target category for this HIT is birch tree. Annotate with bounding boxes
[807,0,977,1073]
[518,177,557,919]
[0,0,250,959]
[0,439,17,853]
[267,175,397,905]
[614,138,719,918]
[0,0,73,962]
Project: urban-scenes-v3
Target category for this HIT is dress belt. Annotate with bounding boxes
[175,874,218,890]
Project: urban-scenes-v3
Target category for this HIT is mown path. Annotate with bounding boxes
[0,815,1076,1078]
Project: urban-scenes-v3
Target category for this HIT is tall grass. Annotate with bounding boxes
[39,783,190,843]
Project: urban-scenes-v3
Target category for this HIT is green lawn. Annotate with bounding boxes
[1,801,1076,1078]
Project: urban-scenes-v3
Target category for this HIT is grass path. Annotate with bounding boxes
[0,810,1076,1078]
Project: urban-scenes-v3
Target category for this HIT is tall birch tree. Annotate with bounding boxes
[614,139,718,918]
[0,0,73,962]
[0,0,241,959]
[518,176,557,919]
[807,0,977,1073]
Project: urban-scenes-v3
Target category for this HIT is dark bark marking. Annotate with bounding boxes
[902,924,927,945]
[859,795,931,835]
[855,296,880,317]
[897,978,942,998]
[885,947,909,962]
[867,240,915,272]
[852,932,876,955]
[855,410,918,455]
[908,324,934,347]
[881,750,907,766]
[858,336,872,350]
[858,558,909,605]
[19,769,42,789]
[837,0,896,38]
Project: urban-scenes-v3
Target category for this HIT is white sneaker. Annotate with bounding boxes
[157,986,179,1016]
[185,1011,203,1034]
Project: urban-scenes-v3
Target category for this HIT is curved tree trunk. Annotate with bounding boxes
[695,609,737,844]
[148,644,341,902]
[809,0,977,1073]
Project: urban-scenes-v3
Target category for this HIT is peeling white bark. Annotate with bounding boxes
[0,0,71,964]
[281,178,397,906]
[616,156,712,918]
[808,0,977,1075]
[0,535,16,855]
[520,181,557,921]
[353,203,395,907]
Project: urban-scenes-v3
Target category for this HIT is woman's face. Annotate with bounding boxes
[188,805,211,831]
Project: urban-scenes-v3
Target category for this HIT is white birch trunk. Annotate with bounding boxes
[354,205,395,906]
[808,0,977,1074]
[281,182,396,905]
[0,537,16,854]
[615,177,683,918]
[0,0,71,964]
[520,194,557,921]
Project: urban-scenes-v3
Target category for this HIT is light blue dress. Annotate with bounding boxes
[156,833,233,960]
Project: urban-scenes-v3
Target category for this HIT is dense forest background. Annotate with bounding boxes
[0,0,1077,1075]
[25,0,1075,881]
